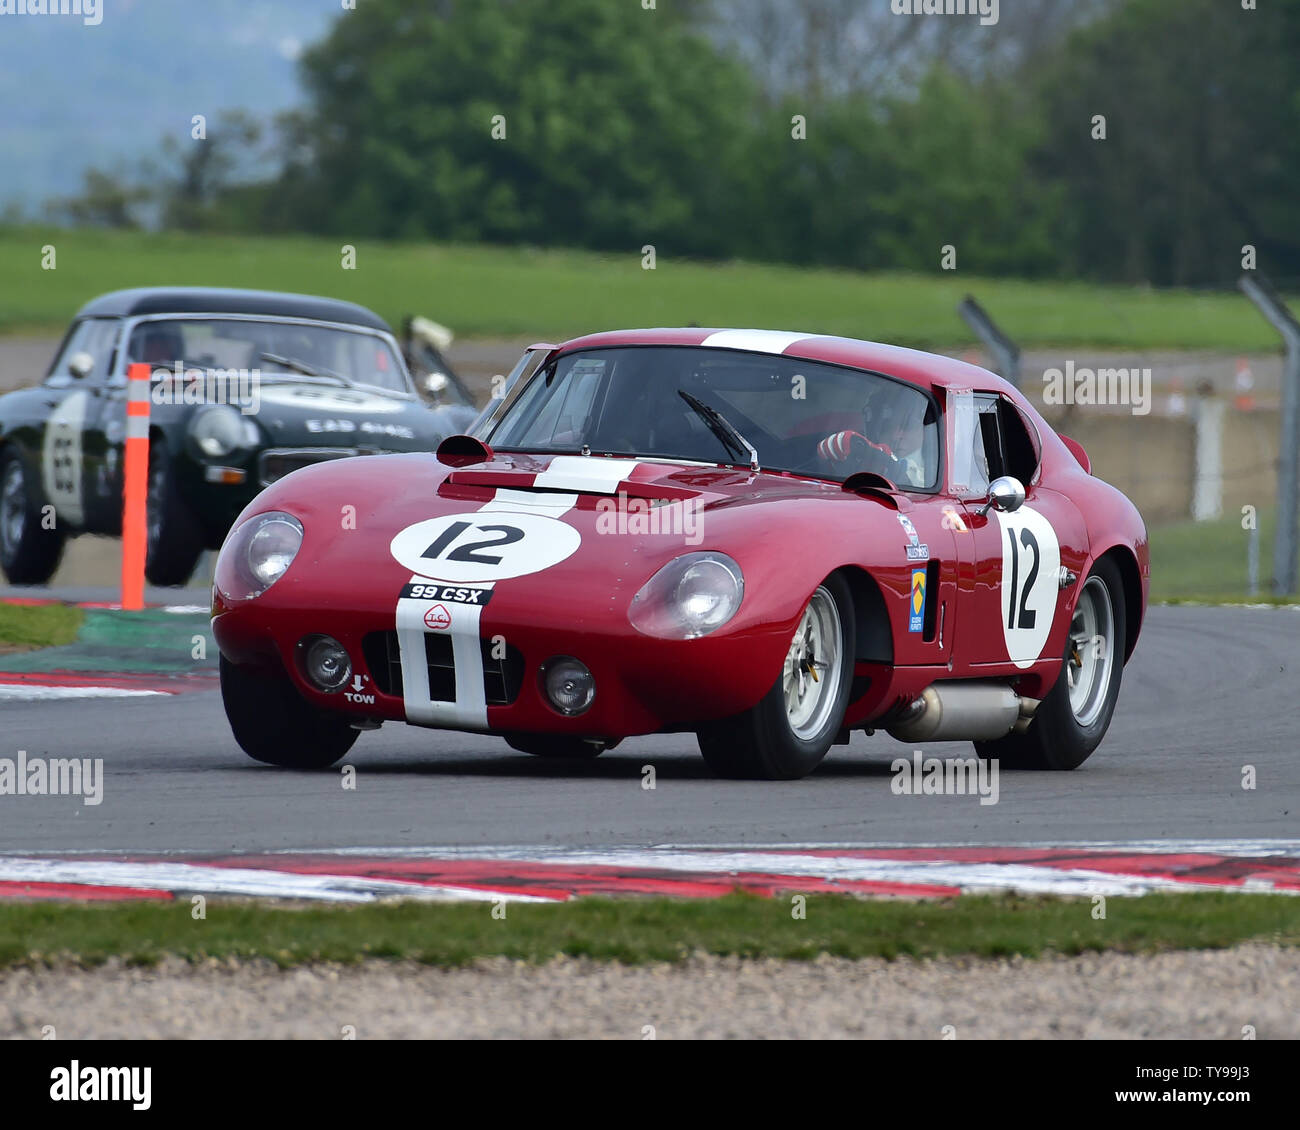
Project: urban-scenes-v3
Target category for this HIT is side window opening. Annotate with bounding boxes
[997,398,1041,484]
[977,401,1004,480]
[46,319,121,385]
[471,347,550,438]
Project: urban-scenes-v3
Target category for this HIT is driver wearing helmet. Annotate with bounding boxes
[129,323,185,368]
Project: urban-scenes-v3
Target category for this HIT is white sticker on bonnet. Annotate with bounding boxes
[389,510,581,585]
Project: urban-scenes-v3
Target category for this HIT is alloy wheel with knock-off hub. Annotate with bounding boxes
[975,555,1128,770]
[783,585,845,742]
[1066,574,1115,729]
[698,573,856,780]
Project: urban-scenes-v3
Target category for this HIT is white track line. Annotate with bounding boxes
[0,686,166,701]
[1,846,1295,902]
[0,859,556,903]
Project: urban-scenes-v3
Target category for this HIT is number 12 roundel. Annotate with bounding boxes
[993,505,1061,669]
[389,511,581,583]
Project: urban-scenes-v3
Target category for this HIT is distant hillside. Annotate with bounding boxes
[0,0,339,213]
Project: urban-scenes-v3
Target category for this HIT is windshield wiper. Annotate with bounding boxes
[677,389,759,471]
[259,352,351,386]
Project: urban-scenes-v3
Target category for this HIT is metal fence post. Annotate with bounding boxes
[1248,522,1260,597]
[957,295,1021,389]
[1238,274,1300,595]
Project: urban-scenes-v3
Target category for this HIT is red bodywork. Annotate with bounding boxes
[212,330,1149,741]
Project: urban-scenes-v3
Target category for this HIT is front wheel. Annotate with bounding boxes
[0,448,66,584]
[697,574,856,780]
[975,557,1127,770]
[220,655,358,768]
[144,443,205,587]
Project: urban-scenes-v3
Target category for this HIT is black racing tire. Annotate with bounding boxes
[0,447,66,585]
[975,556,1127,771]
[505,733,611,759]
[697,573,856,780]
[144,441,205,587]
[220,654,358,768]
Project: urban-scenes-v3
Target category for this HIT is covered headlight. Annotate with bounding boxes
[628,552,744,639]
[214,511,303,601]
[189,404,247,459]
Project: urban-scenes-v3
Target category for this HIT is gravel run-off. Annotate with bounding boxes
[2,945,1294,1039]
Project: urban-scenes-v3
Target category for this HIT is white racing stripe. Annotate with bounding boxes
[532,455,639,494]
[396,579,496,729]
[700,329,819,354]
[396,480,597,730]
[480,488,579,514]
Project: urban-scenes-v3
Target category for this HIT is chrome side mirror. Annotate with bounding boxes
[978,475,1025,516]
[423,371,449,395]
[68,351,95,380]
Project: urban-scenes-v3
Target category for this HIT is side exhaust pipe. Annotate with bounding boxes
[887,682,1039,743]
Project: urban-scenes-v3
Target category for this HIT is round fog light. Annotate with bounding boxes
[302,635,351,693]
[542,657,595,716]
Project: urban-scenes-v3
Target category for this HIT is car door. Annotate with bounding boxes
[35,318,121,533]
[66,318,127,535]
[885,488,964,668]
[947,389,1087,674]
[854,390,961,669]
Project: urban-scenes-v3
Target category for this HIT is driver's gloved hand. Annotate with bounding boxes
[817,430,896,464]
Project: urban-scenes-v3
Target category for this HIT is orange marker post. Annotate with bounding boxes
[121,362,152,611]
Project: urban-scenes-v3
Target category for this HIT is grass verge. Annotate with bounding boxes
[1147,508,1300,602]
[0,601,82,652]
[3,892,1300,969]
[0,226,1285,350]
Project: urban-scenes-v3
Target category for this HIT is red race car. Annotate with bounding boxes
[211,329,1148,779]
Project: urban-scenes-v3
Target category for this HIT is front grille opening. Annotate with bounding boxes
[424,633,456,702]
[258,448,356,487]
[361,630,525,706]
[480,638,525,705]
[362,631,402,697]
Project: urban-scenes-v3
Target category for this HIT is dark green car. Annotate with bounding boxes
[0,288,478,586]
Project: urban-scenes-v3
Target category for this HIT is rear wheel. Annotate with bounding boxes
[144,443,205,587]
[975,556,1126,770]
[0,448,65,584]
[697,574,855,780]
[220,655,358,768]
[505,734,611,759]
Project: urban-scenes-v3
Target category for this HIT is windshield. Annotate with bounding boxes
[477,346,940,488]
[125,318,409,394]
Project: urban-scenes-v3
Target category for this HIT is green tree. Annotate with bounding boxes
[280,0,753,256]
[1031,0,1300,285]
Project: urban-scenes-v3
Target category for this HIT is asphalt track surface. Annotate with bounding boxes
[1,605,1296,854]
